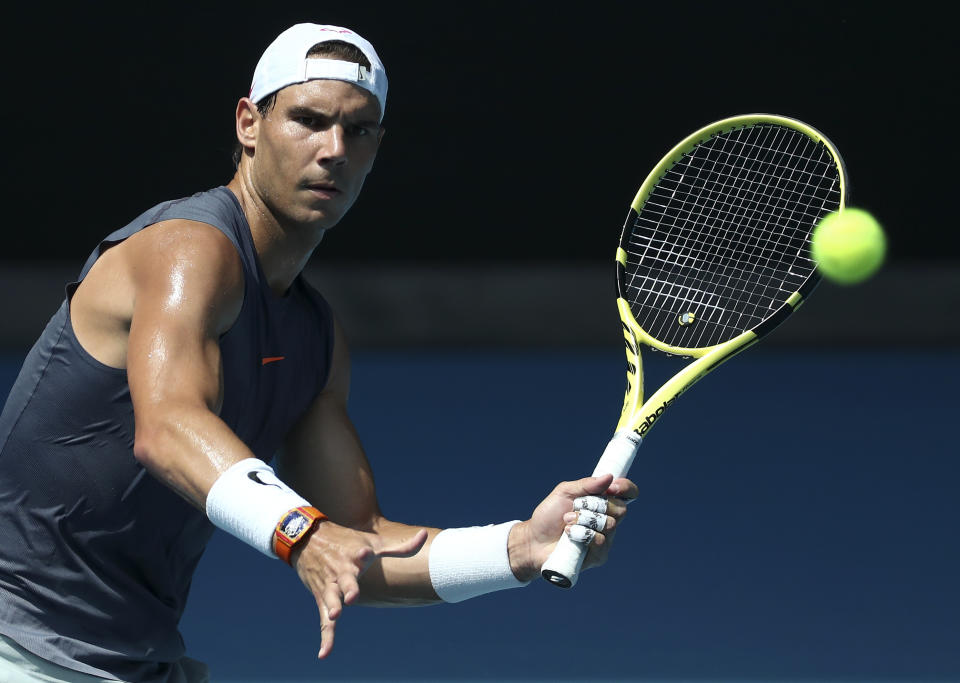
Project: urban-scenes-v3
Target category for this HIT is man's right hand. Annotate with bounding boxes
[291,523,428,658]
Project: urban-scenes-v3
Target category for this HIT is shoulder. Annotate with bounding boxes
[125,218,241,273]
[149,186,242,229]
[121,219,245,332]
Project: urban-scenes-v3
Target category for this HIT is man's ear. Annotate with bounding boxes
[236,98,260,153]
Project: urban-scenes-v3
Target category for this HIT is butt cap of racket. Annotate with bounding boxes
[542,534,585,588]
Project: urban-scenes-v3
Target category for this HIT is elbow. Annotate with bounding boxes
[131,417,207,510]
[132,424,163,470]
[132,417,181,477]
[132,401,196,472]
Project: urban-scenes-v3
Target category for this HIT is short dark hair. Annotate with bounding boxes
[232,41,374,168]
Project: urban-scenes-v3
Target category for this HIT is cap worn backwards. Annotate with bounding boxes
[249,24,388,121]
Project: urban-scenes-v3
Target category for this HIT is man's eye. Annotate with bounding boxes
[347,126,369,137]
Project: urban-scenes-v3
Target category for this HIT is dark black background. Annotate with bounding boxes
[5,2,953,264]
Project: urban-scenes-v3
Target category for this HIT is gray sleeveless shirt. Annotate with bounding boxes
[0,187,335,681]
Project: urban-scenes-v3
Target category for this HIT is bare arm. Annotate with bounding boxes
[94,220,251,504]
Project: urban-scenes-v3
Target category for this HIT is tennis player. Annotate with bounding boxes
[0,23,637,682]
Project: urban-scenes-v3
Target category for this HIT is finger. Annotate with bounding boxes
[563,509,613,532]
[558,474,614,500]
[339,572,362,606]
[322,581,345,621]
[375,528,429,559]
[604,497,629,519]
[607,477,639,503]
[317,598,336,659]
[574,495,607,515]
[566,525,596,545]
[352,545,375,570]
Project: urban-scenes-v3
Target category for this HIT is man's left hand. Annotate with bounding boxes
[507,474,639,582]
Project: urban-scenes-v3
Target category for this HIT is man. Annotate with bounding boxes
[0,23,637,682]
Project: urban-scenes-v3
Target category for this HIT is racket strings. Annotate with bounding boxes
[623,123,841,349]
[645,126,814,340]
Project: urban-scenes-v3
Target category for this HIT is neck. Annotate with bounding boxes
[226,172,326,297]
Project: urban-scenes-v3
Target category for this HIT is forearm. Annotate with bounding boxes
[356,519,442,606]
[357,518,537,606]
[133,404,254,509]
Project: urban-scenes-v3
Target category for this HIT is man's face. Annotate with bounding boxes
[247,77,383,230]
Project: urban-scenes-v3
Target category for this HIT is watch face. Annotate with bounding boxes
[282,512,310,539]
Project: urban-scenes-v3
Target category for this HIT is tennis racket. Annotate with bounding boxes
[541,113,847,588]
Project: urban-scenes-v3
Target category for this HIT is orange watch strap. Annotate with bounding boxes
[274,506,327,564]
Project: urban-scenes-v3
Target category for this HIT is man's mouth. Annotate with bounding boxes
[305,181,341,197]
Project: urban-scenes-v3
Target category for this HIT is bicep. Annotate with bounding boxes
[127,301,224,417]
[126,222,243,417]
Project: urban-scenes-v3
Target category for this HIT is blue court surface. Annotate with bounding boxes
[1,348,958,682]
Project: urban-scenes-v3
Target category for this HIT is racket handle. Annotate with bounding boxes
[541,431,642,588]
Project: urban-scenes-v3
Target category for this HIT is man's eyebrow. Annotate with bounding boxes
[287,105,329,118]
[287,105,379,128]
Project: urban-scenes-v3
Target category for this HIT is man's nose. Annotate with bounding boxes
[318,125,347,165]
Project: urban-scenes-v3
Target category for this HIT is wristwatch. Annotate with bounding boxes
[274,506,327,564]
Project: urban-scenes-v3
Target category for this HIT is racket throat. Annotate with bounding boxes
[617,304,645,433]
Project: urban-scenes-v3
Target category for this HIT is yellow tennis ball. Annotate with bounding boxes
[811,208,886,285]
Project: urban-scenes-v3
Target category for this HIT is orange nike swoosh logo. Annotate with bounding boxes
[261,356,286,366]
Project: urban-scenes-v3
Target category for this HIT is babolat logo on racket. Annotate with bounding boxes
[639,397,676,435]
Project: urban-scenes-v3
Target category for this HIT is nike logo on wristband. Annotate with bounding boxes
[261,356,285,366]
[248,471,281,488]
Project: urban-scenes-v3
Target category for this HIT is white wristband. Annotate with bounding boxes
[205,458,310,558]
[428,521,530,603]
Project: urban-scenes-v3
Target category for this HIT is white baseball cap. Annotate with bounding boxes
[249,24,388,121]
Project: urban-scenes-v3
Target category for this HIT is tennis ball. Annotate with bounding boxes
[810,208,886,285]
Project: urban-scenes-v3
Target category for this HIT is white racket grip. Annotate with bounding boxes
[541,431,642,588]
[591,430,643,479]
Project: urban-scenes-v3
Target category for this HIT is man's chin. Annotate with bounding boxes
[301,193,352,225]
[298,206,343,232]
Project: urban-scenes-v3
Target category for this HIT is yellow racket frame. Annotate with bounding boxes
[614,114,847,436]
